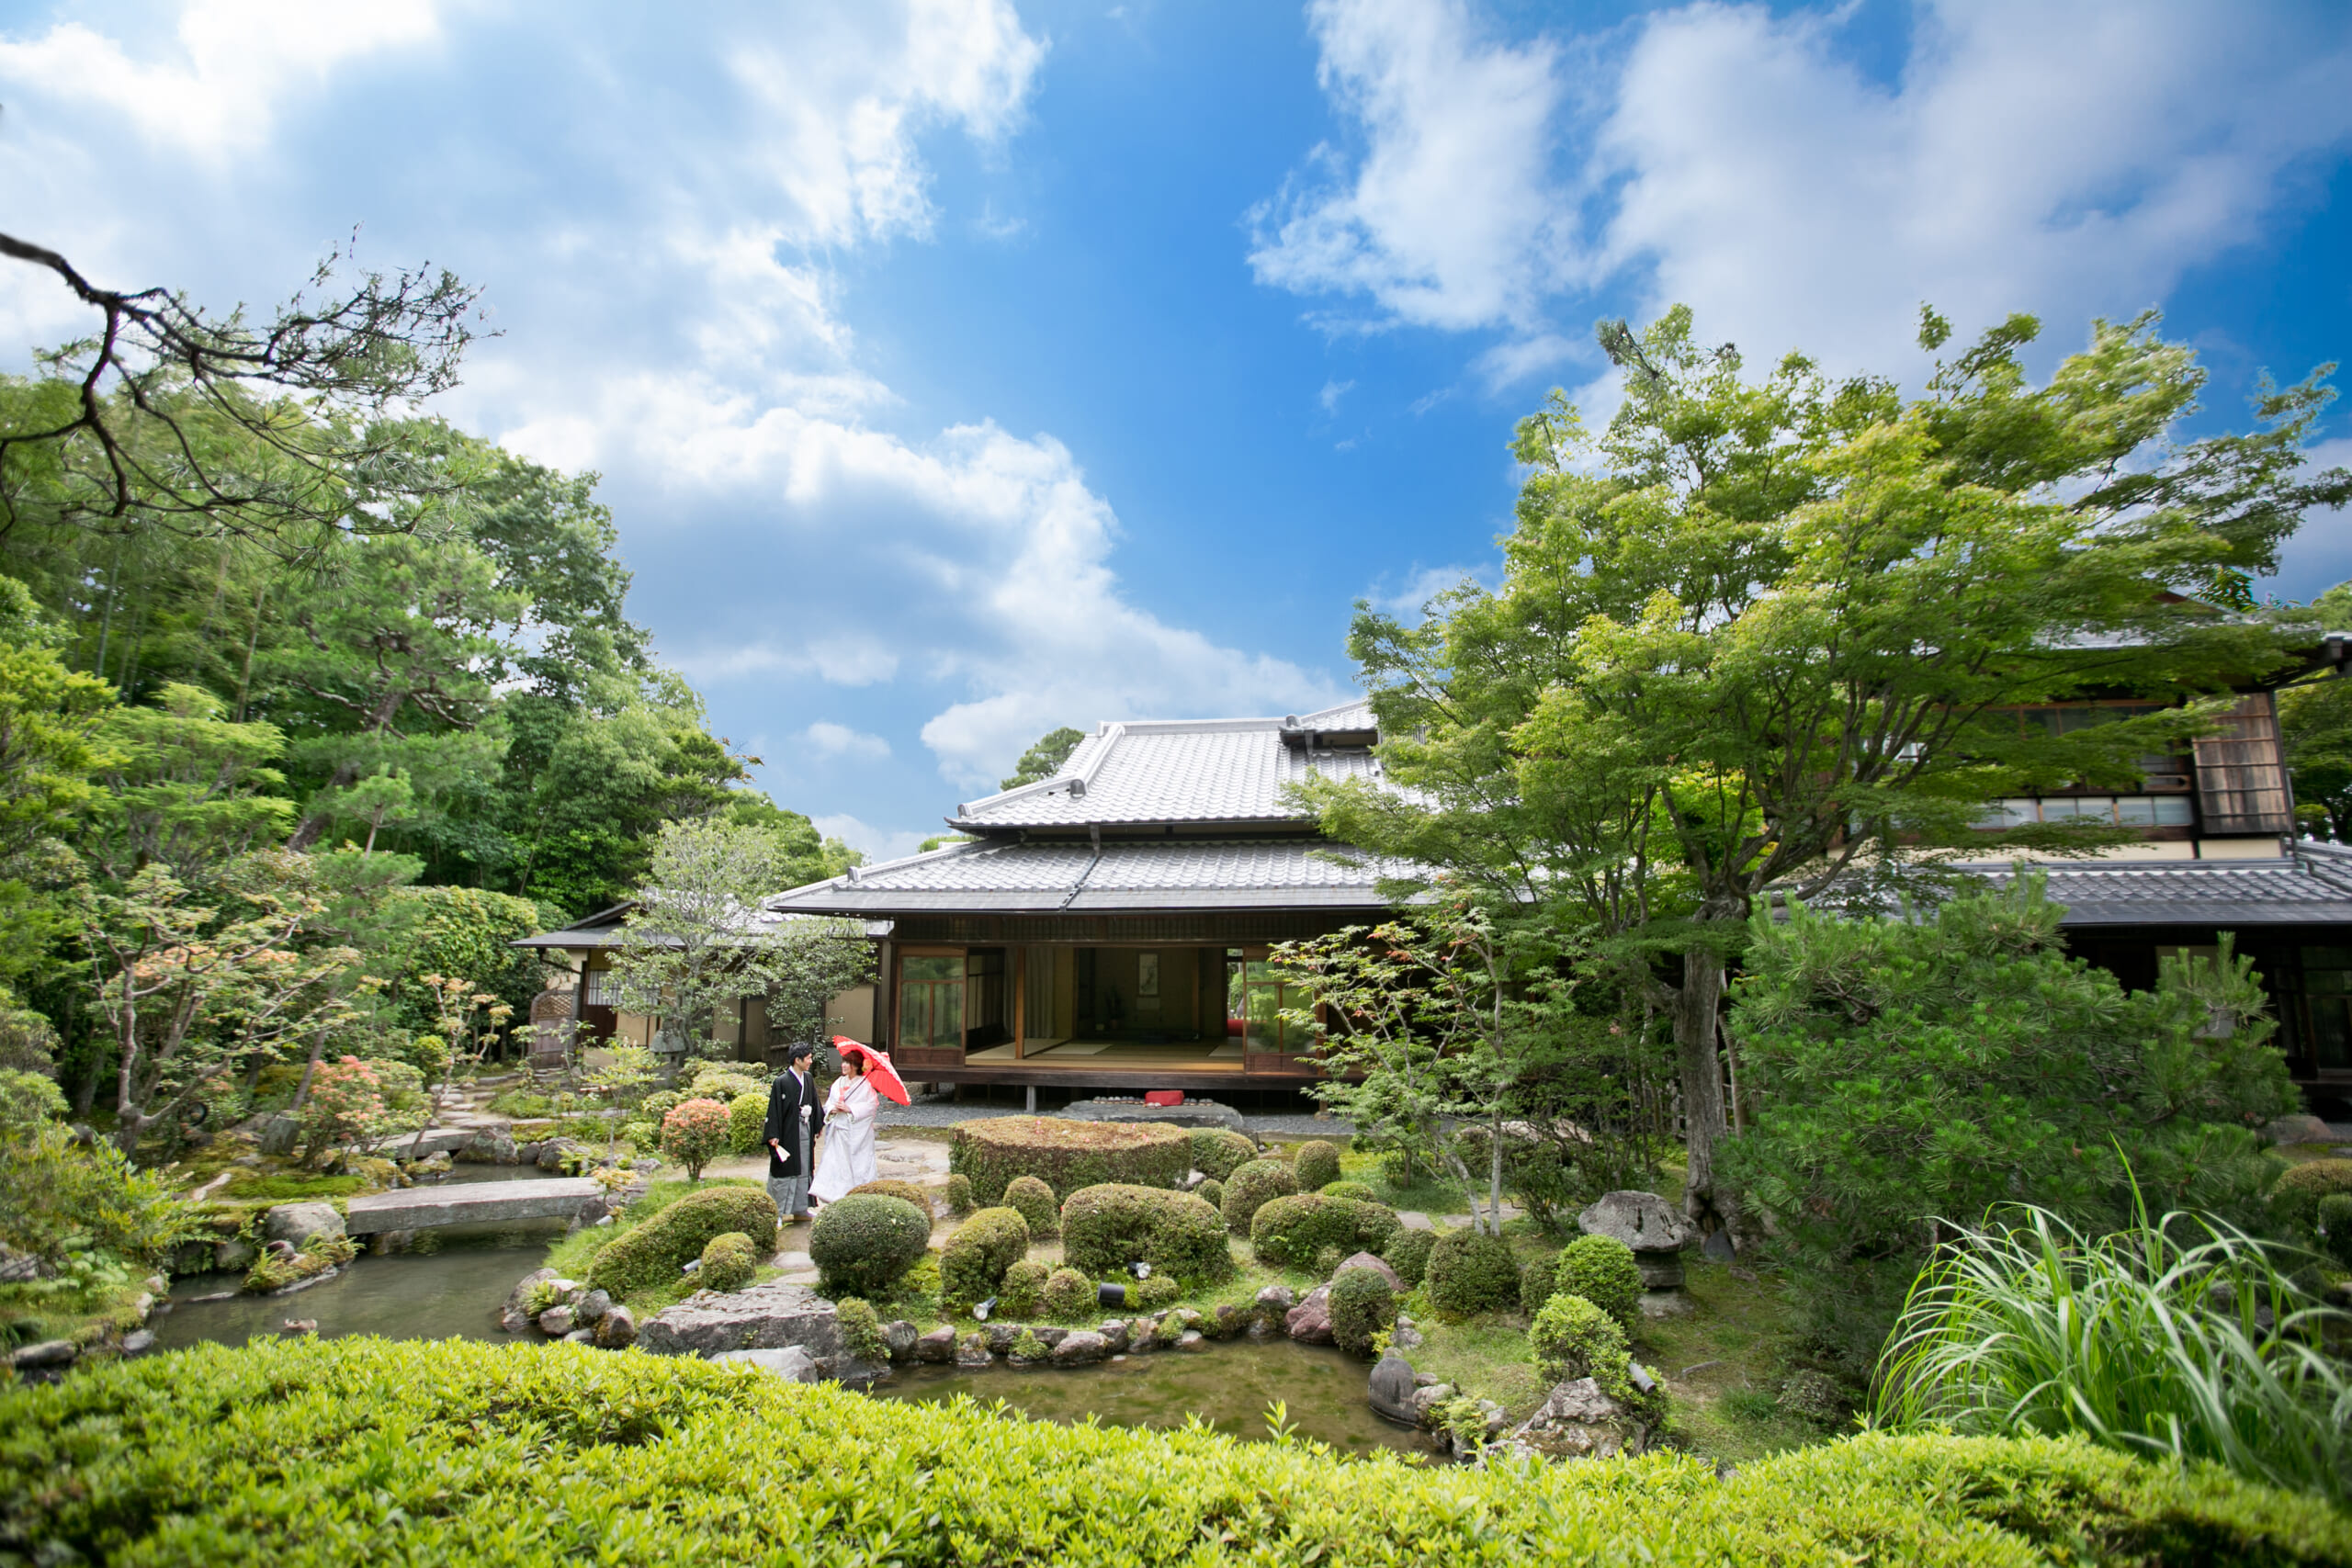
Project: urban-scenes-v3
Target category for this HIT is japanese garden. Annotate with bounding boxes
[6,28,2352,1562]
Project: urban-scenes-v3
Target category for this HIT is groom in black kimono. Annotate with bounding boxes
[762,1041,825,1223]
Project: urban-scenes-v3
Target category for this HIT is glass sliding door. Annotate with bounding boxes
[898,953,966,1052]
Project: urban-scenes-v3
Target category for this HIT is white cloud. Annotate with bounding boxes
[0,0,438,159]
[1256,0,2352,386]
[1369,561,1489,616]
[2259,436,2352,604]
[813,813,941,863]
[803,721,892,760]
[1248,0,1573,333]
[1317,378,1355,412]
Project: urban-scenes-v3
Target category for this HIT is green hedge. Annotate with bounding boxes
[2271,1161,2352,1230]
[1556,1235,1644,1332]
[7,1338,2348,1565]
[1060,1183,1233,1287]
[1003,1174,1062,1240]
[1385,1227,1436,1287]
[726,1092,767,1156]
[1329,1266,1396,1356]
[1425,1228,1520,1319]
[1292,1140,1341,1192]
[845,1179,936,1233]
[1249,1194,1401,1270]
[1040,1266,1092,1322]
[940,1206,1029,1305]
[949,1116,1189,1202]
[1001,1258,1050,1317]
[808,1195,930,1297]
[1222,1158,1297,1234]
[697,1232,758,1292]
[587,1184,779,1298]
[1189,1128,1259,1182]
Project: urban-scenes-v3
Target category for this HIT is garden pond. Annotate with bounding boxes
[151,1174,1435,1457]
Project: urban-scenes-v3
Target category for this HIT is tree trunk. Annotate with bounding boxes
[1672,944,1730,1232]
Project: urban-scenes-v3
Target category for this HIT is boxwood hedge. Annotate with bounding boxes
[586,1184,778,1298]
[7,1338,2347,1566]
[1060,1182,1233,1286]
[949,1116,1188,1202]
[1002,1174,1061,1239]
[1221,1157,1297,1234]
[808,1194,930,1297]
[844,1179,936,1232]
[1249,1193,1401,1269]
[1188,1127,1259,1182]
[940,1206,1030,1305]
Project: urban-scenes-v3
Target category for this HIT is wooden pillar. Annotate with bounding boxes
[1012,944,1027,1059]
[877,941,896,1049]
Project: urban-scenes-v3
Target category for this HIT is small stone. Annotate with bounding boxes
[1212,1303,1246,1338]
[1034,1326,1068,1348]
[537,1305,575,1337]
[1284,1286,1334,1345]
[914,1326,956,1363]
[1408,1383,1454,1426]
[883,1319,919,1360]
[1368,1351,1418,1424]
[594,1306,637,1348]
[2264,1112,2339,1145]
[955,1332,995,1369]
[263,1202,345,1247]
[1413,1373,1437,1388]
[1175,1330,1206,1351]
[1097,1319,1131,1352]
[1052,1330,1111,1365]
[1255,1284,1295,1315]
[986,1323,1020,1354]
[573,1289,613,1325]
[120,1330,156,1357]
[563,1327,596,1344]
[278,1319,318,1337]
[1390,1323,1426,1350]
[1331,1251,1402,1291]
[10,1339,75,1370]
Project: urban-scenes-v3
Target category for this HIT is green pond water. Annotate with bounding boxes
[153,1175,1430,1455]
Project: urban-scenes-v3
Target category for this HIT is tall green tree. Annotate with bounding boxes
[2280,579,2352,843]
[1001,726,1084,790]
[1303,306,2347,1230]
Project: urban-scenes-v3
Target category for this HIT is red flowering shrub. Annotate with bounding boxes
[662,1097,732,1181]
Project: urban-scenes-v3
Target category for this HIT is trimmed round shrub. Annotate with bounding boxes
[1003,1175,1061,1240]
[1132,1274,1180,1310]
[1222,1158,1298,1234]
[1320,1179,1378,1203]
[950,1116,1189,1203]
[1249,1194,1402,1270]
[836,1297,888,1363]
[1329,1265,1397,1356]
[1556,1234,1644,1332]
[1292,1140,1341,1192]
[1196,1178,1226,1213]
[2270,1160,2352,1230]
[940,1206,1030,1306]
[1189,1128,1259,1182]
[1040,1266,1093,1322]
[588,1183,779,1297]
[847,1179,935,1233]
[945,1173,975,1214]
[1000,1258,1051,1317]
[660,1098,731,1181]
[1384,1227,1437,1287]
[2318,1193,2352,1269]
[1425,1229,1521,1320]
[639,1089,683,1123]
[698,1232,758,1292]
[1061,1183,1233,1286]
[688,1066,764,1102]
[1531,1292,1634,1396]
[1521,1252,1561,1315]
[727,1092,767,1156]
[808,1194,931,1298]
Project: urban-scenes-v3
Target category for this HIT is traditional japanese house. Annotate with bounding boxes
[759,701,1402,1100]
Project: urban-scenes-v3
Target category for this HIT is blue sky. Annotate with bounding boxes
[2,0,2348,858]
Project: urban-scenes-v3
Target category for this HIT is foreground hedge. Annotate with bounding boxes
[949,1115,1189,1202]
[6,1337,2348,1566]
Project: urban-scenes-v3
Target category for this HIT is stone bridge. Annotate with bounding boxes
[343,1178,605,1235]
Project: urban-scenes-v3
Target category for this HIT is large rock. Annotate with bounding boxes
[1408,1382,1455,1427]
[1368,1352,1419,1425]
[537,1305,575,1337]
[1510,1377,1655,1461]
[1284,1285,1334,1345]
[1052,1330,1110,1366]
[10,1340,76,1371]
[594,1306,637,1348]
[1061,1097,1248,1133]
[914,1326,956,1364]
[712,1346,820,1382]
[883,1319,919,1360]
[2265,1112,2342,1146]
[636,1281,844,1371]
[1332,1251,1402,1291]
[1254,1284,1295,1317]
[461,1127,519,1164]
[263,1202,345,1247]
[1097,1319,1131,1353]
[573,1288,613,1325]
[1577,1190,1694,1254]
[955,1332,994,1369]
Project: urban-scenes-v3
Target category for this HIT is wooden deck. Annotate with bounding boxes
[899,1038,1323,1091]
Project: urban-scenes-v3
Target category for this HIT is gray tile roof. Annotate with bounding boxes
[952,700,1381,829]
[764,834,1415,916]
[1962,852,2352,926]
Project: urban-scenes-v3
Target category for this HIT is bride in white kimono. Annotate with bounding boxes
[808,1045,881,1206]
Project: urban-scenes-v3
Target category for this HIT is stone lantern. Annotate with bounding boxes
[1576,1190,1698,1290]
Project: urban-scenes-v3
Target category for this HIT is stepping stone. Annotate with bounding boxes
[1397,1212,1434,1231]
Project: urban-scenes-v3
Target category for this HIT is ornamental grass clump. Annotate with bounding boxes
[1188,1127,1258,1182]
[948,1116,1188,1203]
[697,1232,758,1292]
[14,1337,2352,1562]
[1060,1183,1232,1286]
[588,1184,779,1298]
[1872,1198,2352,1504]
[1002,1175,1061,1240]
[1555,1235,1644,1333]
[1221,1158,1297,1234]
[808,1195,931,1299]
[660,1098,731,1182]
[1425,1229,1520,1320]
[1292,1140,1341,1192]
[940,1206,1029,1306]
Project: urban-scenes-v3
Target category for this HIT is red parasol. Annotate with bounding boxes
[833,1036,910,1105]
